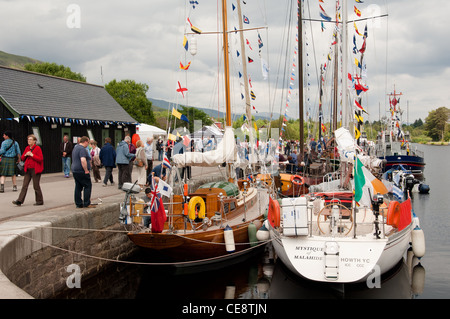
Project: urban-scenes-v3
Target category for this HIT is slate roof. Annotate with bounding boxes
[0,65,137,124]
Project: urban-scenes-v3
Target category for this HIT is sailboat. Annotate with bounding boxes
[375,87,426,179]
[121,0,270,267]
[268,0,425,284]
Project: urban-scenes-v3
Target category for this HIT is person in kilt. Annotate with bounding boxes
[0,131,21,193]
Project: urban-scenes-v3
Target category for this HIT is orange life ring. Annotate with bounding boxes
[290,174,304,186]
[387,201,401,228]
[268,198,281,228]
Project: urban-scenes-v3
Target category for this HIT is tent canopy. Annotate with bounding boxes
[136,124,166,138]
[191,125,223,139]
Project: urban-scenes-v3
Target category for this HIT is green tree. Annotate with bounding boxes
[424,107,449,141]
[412,118,424,128]
[24,62,86,82]
[105,79,155,125]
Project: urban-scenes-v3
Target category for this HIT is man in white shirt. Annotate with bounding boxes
[144,137,154,182]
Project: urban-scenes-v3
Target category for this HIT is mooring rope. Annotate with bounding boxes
[8,232,274,266]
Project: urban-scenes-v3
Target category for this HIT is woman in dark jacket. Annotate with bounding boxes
[99,137,116,187]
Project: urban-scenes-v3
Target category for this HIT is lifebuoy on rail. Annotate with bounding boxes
[188,196,206,220]
[290,174,304,186]
[387,201,401,229]
[268,197,281,228]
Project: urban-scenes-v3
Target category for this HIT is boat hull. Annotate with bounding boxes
[381,155,425,177]
[270,224,412,283]
[127,216,265,267]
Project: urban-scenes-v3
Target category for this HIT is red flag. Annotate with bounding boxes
[177,81,188,98]
[183,135,191,147]
[151,197,167,233]
[149,178,167,233]
[359,38,366,54]
[398,198,412,231]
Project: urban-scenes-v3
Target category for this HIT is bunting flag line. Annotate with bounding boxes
[246,39,253,50]
[355,111,364,125]
[187,17,202,34]
[183,36,189,51]
[257,32,263,49]
[354,22,363,36]
[354,100,368,114]
[354,6,361,17]
[355,126,361,140]
[319,5,332,21]
[189,0,199,9]
[179,61,191,70]
[359,38,367,54]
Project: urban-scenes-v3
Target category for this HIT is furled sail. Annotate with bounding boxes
[335,127,383,169]
[172,126,237,167]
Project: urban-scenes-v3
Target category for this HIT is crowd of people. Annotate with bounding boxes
[0,128,340,210]
[0,130,169,210]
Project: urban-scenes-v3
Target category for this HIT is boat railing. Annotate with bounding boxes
[302,201,388,239]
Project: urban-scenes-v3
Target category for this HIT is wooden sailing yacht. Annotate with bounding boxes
[122,0,270,267]
[268,0,425,284]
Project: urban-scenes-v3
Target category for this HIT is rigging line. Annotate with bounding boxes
[185,26,267,36]
[269,0,291,121]
[13,232,273,266]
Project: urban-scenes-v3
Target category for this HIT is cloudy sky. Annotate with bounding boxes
[0,0,448,124]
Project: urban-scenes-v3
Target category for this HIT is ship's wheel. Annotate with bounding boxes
[317,203,354,236]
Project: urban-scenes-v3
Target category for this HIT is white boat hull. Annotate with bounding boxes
[270,225,412,283]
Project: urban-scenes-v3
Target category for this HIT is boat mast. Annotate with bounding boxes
[298,0,305,165]
[236,0,256,167]
[341,0,351,133]
[222,0,232,127]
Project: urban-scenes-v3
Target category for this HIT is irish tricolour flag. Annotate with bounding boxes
[354,157,388,207]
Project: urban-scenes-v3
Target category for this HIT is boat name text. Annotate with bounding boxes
[295,246,323,252]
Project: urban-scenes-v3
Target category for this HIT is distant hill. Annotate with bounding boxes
[0,50,42,69]
[149,97,281,121]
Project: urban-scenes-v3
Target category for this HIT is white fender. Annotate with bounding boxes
[224,225,235,252]
[411,226,426,258]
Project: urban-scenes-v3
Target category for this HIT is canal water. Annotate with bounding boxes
[54,144,449,300]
